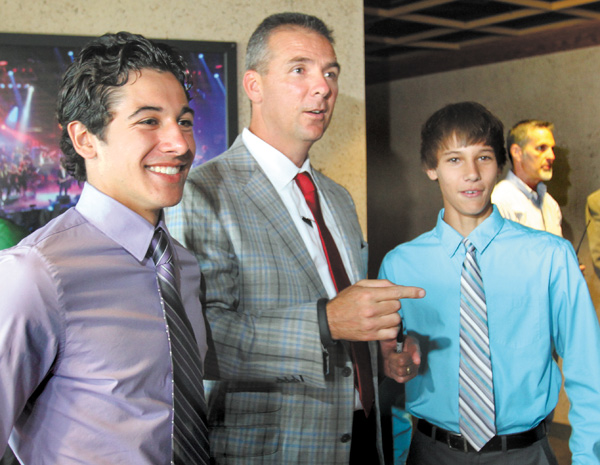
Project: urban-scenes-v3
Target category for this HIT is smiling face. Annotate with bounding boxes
[68,69,195,225]
[511,127,555,189]
[426,138,499,236]
[244,26,340,165]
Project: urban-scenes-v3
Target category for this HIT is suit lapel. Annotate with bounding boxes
[229,141,325,295]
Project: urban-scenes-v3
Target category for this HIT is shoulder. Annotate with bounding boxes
[491,179,519,201]
[587,189,600,207]
[312,169,353,204]
[186,137,253,185]
[381,229,437,268]
[543,191,560,208]
[498,219,572,255]
[587,189,600,217]
[15,208,86,254]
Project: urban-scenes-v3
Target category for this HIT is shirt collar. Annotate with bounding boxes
[506,170,547,207]
[435,205,505,258]
[75,183,156,262]
[242,127,312,191]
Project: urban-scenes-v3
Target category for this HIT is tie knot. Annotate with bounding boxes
[462,238,476,254]
[295,171,316,195]
[295,171,319,213]
[149,228,172,268]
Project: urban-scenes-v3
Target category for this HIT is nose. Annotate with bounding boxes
[160,121,194,156]
[547,148,555,161]
[464,160,481,181]
[311,73,332,99]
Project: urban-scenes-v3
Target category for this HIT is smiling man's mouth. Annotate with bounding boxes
[147,165,184,175]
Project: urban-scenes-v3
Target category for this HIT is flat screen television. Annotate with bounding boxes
[0,33,237,234]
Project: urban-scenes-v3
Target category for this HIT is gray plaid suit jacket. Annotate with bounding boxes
[167,135,383,464]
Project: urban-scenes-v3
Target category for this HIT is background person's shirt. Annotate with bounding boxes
[492,170,562,236]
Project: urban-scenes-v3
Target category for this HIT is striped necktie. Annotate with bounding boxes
[295,171,375,417]
[458,238,496,451]
[149,228,210,464]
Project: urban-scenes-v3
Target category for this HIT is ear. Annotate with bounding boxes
[426,168,439,181]
[67,121,98,160]
[510,143,522,163]
[243,69,263,104]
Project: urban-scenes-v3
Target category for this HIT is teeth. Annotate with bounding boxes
[148,166,180,175]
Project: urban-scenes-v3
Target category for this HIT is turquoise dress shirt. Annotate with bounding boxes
[379,207,600,463]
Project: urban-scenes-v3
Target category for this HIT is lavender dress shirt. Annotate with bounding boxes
[0,183,207,464]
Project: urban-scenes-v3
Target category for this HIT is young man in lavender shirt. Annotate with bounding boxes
[0,32,209,464]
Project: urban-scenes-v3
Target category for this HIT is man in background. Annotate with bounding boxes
[492,120,562,236]
[167,12,422,464]
[0,32,209,464]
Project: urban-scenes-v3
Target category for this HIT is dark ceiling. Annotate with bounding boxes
[364,0,600,82]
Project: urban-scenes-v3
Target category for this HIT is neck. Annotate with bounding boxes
[512,169,539,191]
[443,205,493,238]
[247,126,311,168]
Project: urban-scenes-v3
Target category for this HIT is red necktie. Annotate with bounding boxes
[295,171,375,416]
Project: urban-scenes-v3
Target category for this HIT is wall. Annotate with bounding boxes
[2,0,367,231]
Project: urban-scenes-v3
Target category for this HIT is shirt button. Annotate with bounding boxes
[342,367,352,377]
[340,433,351,443]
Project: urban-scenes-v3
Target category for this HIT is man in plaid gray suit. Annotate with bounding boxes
[167,12,423,464]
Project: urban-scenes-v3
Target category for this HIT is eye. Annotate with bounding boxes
[178,118,194,128]
[292,66,304,74]
[324,70,338,80]
[139,118,158,126]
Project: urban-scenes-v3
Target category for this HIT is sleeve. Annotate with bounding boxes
[586,192,600,278]
[549,240,600,463]
[167,177,329,389]
[0,247,61,452]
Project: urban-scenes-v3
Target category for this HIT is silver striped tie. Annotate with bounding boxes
[458,238,496,451]
[150,228,210,464]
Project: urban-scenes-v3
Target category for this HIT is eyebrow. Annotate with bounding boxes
[128,105,195,119]
[442,147,494,155]
[288,56,341,71]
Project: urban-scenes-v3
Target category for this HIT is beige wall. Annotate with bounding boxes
[2,0,367,231]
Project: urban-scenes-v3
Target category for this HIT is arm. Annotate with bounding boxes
[550,241,600,462]
[0,247,60,452]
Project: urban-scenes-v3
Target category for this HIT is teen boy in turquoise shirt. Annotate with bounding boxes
[379,102,600,464]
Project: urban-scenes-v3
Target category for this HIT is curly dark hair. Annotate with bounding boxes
[56,31,192,181]
[421,101,506,170]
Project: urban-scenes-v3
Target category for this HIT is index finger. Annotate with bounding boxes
[372,284,425,302]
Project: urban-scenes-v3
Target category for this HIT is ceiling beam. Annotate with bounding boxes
[366,20,600,84]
